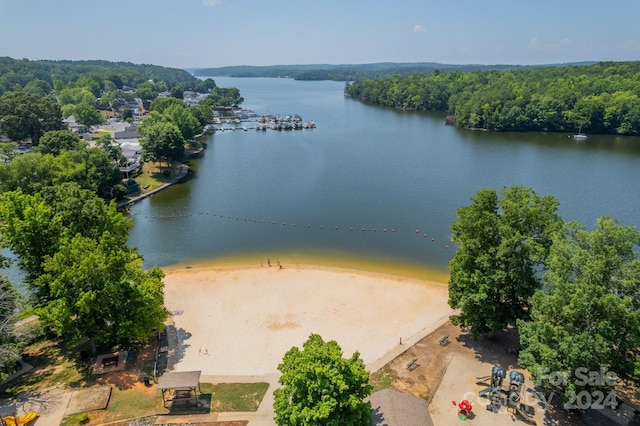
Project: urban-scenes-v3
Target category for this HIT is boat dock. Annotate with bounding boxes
[209,110,316,132]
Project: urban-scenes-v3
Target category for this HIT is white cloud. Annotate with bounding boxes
[414,24,426,33]
[203,0,221,6]
[529,36,538,48]
[560,37,571,46]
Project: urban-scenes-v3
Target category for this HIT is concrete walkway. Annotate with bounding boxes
[159,322,279,425]
[0,384,71,426]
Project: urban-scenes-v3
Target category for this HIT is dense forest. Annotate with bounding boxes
[191,62,559,81]
[0,57,200,96]
[345,61,640,135]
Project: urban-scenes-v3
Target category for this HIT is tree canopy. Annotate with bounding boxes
[192,62,523,81]
[0,274,21,382]
[37,232,166,353]
[0,183,165,353]
[138,119,185,166]
[448,186,562,338]
[0,57,199,96]
[273,334,372,426]
[0,91,63,144]
[345,61,640,135]
[518,217,640,397]
[35,129,84,155]
[0,183,131,299]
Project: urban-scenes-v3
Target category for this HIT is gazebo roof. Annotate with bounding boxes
[157,370,201,390]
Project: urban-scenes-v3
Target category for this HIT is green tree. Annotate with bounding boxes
[0,275,21,382]
[191,103,215,126]
[23,79,52,97]
[52,148,122,198]
[97,134,125,164]
[448,186,562,338]
[0,184,131,300]
[518,217,640,398]
[71,102,104,127]
[0,152,57,194]
[36,129,84,155]
[57,87,96,107]
[139,120,185,166]
[37,232,166,354]
[0,91,63,144]
[0,144,18,164]
[75,76,102,98]
[136,81,158,105]
[273,334,372,426]
[163,103,201,141]
[149,97,184,114]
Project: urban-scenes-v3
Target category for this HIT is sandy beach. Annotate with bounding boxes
[163,263,452,376]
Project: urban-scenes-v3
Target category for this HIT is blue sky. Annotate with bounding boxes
[1,0,638,69]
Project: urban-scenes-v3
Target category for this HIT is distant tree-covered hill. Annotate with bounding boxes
[0,57,200,96]
[191,62,596,81]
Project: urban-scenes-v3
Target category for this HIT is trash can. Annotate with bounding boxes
[143,376,150,386]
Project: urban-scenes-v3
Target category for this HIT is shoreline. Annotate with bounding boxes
[162,251,451,285]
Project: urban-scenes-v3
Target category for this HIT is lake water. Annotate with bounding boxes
[123,77,640,279]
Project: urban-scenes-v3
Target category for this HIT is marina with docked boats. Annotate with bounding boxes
[206,108,316,132]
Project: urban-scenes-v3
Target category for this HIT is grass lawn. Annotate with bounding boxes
[204,382,270,412]
[129,162,181,195]
[60,382,270,425]
[2,338,96,397]
[2,335,270,426]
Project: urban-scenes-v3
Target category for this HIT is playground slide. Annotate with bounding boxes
[3,412,39,426]
[515,405,536,425]
[478,386,492,397]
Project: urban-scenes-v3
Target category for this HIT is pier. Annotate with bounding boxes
[211,110,316,132]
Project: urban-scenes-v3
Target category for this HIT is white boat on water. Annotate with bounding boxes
[573,125,588,140]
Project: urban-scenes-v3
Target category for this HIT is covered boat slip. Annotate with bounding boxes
[157,370,201,407]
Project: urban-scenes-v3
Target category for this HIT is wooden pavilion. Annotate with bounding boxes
[157,370,201,408]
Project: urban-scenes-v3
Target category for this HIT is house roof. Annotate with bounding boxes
[369,389,434,426]
[113,126,139,140]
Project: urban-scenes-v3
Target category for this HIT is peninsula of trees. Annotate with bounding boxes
[345,61,640,135]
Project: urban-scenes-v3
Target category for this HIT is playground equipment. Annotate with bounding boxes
[457,399,473,421]
[1,412,39,426]
[477,366,536,424]
[478,365,506,412]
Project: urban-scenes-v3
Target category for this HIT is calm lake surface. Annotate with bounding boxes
[126,77,640,279]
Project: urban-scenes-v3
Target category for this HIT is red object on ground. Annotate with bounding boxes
[458,400,472,411]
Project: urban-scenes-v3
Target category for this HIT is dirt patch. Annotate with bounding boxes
[374,321,468,400]
[65,386,112,416]
[95,337,159,391]
[375,321,593,425]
